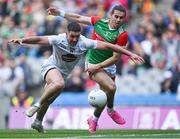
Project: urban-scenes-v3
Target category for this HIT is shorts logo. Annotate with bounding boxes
[62,54,77,62]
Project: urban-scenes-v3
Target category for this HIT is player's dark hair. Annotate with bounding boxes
[67,22,81,32]
[111,5,126,17]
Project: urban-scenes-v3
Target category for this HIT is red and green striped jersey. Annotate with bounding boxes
[86,16,128,64]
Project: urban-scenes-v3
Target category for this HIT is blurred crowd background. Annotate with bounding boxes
[0,0,179,129]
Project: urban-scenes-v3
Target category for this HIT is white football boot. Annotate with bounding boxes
[25,105,40,117]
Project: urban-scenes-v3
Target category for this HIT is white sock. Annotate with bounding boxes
[92,115,99,122]
[107,107,114,113]
[35,118,42,125]
[34,101,40,107]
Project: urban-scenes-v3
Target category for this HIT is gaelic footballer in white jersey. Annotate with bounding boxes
[41,33,97,80]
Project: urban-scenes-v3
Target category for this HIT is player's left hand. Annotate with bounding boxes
[47,7,60,16]
[130,54,145,64]
[86,64,102,74]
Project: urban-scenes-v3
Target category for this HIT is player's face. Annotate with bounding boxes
[110,10,126,29]
[67,31,81,46]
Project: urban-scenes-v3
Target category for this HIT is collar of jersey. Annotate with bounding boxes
[108,23,116,31]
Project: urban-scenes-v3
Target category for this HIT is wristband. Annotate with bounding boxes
[59,10,65,17]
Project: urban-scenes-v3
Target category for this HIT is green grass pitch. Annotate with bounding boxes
[0,129,180,138]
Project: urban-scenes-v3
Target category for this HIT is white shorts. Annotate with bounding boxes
[41,59,68,81]
[85,60,116,77]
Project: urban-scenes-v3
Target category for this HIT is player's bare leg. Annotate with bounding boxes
[34,83,50,121]
[31,93,60,133]
[95,72,125,125]
[87,71,116,133]
[26,69,65,117]
[91,71,116,117]
[30,69,65,133]
[87,71,125,133]
[40,69,65,105]
[36,92,60,121]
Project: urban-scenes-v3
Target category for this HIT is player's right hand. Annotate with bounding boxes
[47,7,60,16]
[8,39,23,45]
[130,53,145,64]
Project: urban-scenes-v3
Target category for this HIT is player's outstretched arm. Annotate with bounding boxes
[96,40,144,64]
[96,40,128,54]
[47,7,91,25]
[9,36,50,46]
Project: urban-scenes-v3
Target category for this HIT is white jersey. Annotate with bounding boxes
[41,33,97,79]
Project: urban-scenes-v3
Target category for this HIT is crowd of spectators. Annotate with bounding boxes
[0,0,179,128]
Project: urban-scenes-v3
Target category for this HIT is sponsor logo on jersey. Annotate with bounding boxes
[62,54,77,62]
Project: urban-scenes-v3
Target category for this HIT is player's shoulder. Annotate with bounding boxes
[49,33,66,38]
[101,18,110,22]
[91,16,103,25]
[91,16,102,20]
[120,32,128,37]
[53,33,66,41]
[79,34,89,42]
[57,33,66,37]
[78,35,95,46]
[79,34,86,39]
[48,33,66,45]
[117,32,128,43]
[118,23,128,33]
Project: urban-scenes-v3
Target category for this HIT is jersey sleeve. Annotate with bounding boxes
[90,16,102,25]
[116,32,128,48]
[81,36,97,49]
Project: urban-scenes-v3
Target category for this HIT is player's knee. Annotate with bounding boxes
[53,81,65,91]
[107,83,116,93]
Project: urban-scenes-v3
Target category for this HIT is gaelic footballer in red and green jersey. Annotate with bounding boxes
[86,16,128,64]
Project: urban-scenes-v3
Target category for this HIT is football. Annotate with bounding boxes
[88,89,107,108]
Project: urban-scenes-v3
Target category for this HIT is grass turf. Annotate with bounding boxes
[0,129,180,138]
